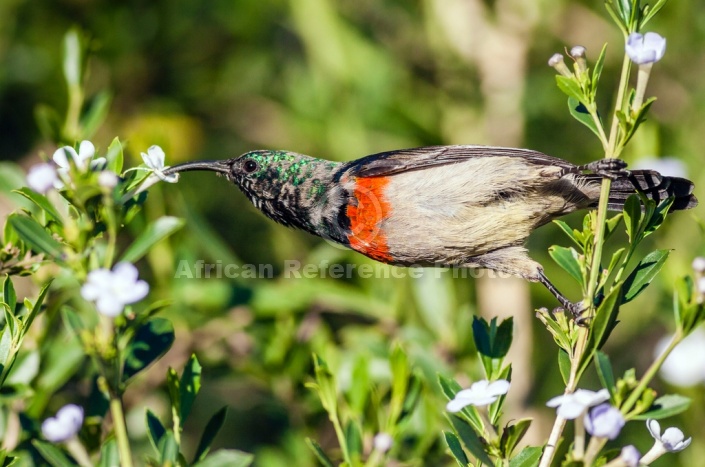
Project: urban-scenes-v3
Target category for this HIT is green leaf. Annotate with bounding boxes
[345,419,363,458]
[389,344,410,424]
[305,438,335,467]
[61,307,85,339]
[449,414,493,466]
[80,91,112,139]
[439,374,463,401]
[348,354,369,415]
[548,245,584,286]
[122,318,175,382]
[32,440,73,467]
[567,97,602,139]
[193,407,228,463]
[590,44,608,97]
[97,437,119,467]
[595,351,616,397]
[604,213,624,242]
[106,137,124,174]
[472,316,513,360]
[623,195,641,243]
[632,394,691,420]
[641,0,668,27]
[146,409,166,455]
[580,285,622,377]
[13,188,63,226]
[167,367,181,425]
[444,431,469,466]
[193,450,254,467]
[120,216,185,263]
[509,446,543,467]
[622,250,669,303]
[24,280,51,333]
[2,276,16,314]
[180,354,202,424]
[558,350,571,385]
[555,76,584,103]
[7,214,65,262]
[158,431,179,464]
[500,418,532,457]
[553,220,582,248]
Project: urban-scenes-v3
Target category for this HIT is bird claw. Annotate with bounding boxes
[551,302,589,326]
[581,159,630,180]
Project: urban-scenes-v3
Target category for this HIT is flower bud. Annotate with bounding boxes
[692,257,705,273]
[548,53,572,77]
[570,46,587,74]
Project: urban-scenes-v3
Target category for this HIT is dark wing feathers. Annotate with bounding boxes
[343,145,575,178]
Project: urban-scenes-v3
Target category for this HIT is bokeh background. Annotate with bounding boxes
[1,0,704,465]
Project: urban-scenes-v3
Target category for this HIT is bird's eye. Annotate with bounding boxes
[243,159,259,174]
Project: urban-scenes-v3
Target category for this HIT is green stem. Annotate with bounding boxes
[109,396,133,467]
[330,410,351,465]
[583,436,607,466]
[540,50,634,467]
[64,84,83,142]
[621,331,683,416]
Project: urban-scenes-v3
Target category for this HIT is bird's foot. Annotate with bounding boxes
[551,301,589,326]
[580,159,630,180]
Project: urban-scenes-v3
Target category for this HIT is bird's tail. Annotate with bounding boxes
[600,170,698,211]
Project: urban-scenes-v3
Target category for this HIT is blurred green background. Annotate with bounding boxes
[1,0,704,465]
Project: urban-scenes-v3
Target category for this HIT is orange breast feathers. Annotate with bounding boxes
[346,176,393,262]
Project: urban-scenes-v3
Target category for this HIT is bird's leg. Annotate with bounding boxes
[578,159,630,180]
[537,270,588,323]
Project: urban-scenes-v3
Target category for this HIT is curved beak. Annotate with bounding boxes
[162,160,231,176]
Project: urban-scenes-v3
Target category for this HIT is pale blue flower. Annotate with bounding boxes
[626,32,666,65]
[584,403,625,440]
[42,404,84,442]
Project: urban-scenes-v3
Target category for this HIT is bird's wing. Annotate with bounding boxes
[344,145,575,178]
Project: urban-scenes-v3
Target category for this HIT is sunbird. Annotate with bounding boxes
[163,145,697,314]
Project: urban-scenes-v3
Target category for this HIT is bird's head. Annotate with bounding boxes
[163,150,335,227]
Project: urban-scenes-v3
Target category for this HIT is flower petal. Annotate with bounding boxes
[487,379,510,396]
[446,398,471,413]
[646,419,661,440]
[52,146,78,168]
[557,399,586,420]
[77,140,96,163]
[146,145,166,169]
[96,296,124,317]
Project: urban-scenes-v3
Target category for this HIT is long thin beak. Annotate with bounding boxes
[162,160,231,176]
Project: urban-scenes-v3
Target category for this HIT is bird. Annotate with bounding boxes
[162,145,697,315]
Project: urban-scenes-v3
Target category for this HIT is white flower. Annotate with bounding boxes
[98,171,119,188]
[546,388,610,420]
[373,432,393,453]
[632,156,687,179]
[647,419,691,451]
[692,257,705,273]
[27,163,59,193]
[698,277,705,296]
[656,328,705,386]
[626,32,666,65]
[641,419,691,463]
[141,145,179,183]
[41,404,84,442]
[446,379,510,412]
[81,262,149,317]
[52,140,106,173]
